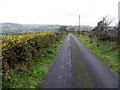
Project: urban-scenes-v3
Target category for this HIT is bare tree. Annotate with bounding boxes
[117,21,120,45]
[92,16,115,40]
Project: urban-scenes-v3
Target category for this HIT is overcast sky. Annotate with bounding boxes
[0,0,119,27]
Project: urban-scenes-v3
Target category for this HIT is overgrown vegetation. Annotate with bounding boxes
[75,33,118,77]
[91,16,118,47]
[74,17,119,77]
[2,32,65,88]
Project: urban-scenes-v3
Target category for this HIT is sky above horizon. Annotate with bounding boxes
[0,0,119,27]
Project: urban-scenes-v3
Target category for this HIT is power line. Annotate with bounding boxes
[81,0,96,15]
[78,0,96,29]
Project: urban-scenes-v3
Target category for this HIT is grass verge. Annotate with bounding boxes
[75,33,119,77]
[3,37,65,88]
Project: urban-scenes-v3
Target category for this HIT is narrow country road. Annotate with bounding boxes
[44,33,118,88]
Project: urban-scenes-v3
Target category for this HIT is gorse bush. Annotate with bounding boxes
[2,32,63,80]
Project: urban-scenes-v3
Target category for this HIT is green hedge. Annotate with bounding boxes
[2,32,63,79]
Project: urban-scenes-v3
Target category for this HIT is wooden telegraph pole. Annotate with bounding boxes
[79,15,80,32]
[118,1,120,22]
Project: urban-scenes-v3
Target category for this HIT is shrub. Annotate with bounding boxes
[98,34,111,41]
[2,32,63,80]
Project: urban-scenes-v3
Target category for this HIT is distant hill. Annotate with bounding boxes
[1,23,94,34]
[1,23,61,34]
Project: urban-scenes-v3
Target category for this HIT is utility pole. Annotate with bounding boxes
[118,1,120,22]
[118,1,120,52]
[79,15,80,32]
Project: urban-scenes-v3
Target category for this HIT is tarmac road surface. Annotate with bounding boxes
[44,33,118,88]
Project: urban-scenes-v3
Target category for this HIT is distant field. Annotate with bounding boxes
[2,34,21,39]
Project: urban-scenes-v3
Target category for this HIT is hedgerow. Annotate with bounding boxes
[2,32,63,80]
